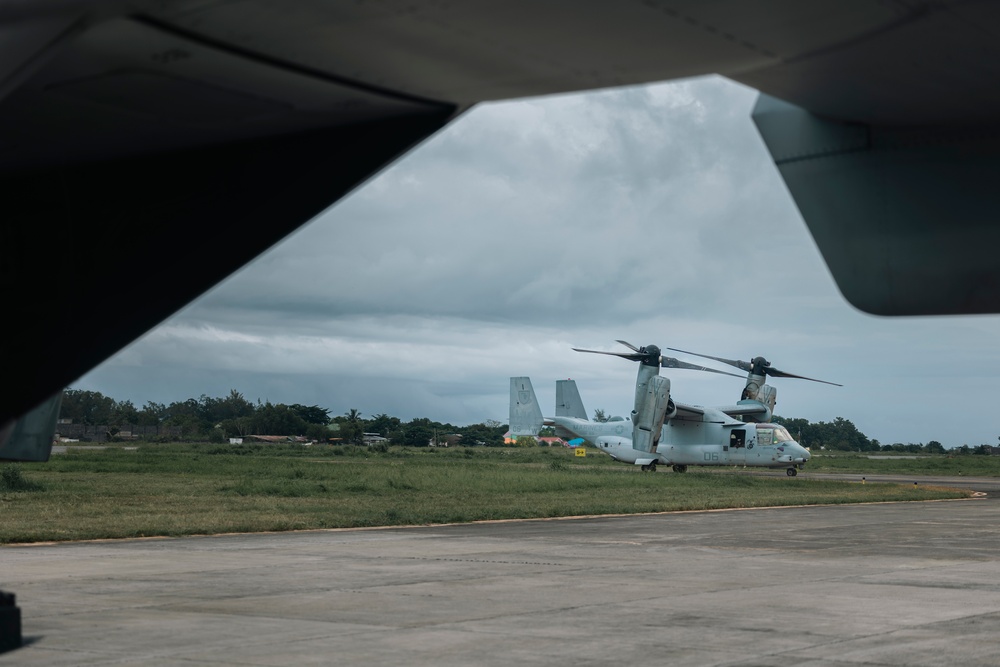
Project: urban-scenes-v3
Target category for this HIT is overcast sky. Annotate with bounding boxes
[75,75,1000,448]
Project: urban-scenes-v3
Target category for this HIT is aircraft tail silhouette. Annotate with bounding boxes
[509,377,543,436]
[555,379,588,419]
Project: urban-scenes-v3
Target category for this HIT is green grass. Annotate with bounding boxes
[807,451,1000,476]
[0,464,44,492]
[0,445,970,544]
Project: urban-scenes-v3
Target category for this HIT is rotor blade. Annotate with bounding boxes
[666,348,752,373]
[615,340,640,352]
[661,357,743,378]
[572,348,644,362]
[765,367,843,386]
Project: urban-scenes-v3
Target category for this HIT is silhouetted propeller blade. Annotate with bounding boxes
[661,357,743,378]
[572,348,645,362]
[575,343,742,377]
[765,367,843,386]
[666,348,752,373]
[670,346,843,386]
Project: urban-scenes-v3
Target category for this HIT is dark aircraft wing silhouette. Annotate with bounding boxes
[4,1,1000,458]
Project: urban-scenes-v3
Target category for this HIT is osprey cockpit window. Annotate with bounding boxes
[756,426,794,445]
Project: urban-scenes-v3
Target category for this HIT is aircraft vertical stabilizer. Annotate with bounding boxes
[509,377,543,436]
[555,380,588,419]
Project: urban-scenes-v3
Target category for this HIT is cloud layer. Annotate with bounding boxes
[76,76,1000,447]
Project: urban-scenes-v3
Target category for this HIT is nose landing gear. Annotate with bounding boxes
[786,467,798,477]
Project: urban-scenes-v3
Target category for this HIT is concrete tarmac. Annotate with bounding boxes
[5,474,1000,666]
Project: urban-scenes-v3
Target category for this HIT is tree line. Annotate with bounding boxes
[769,415,988,454]
[60,388,985,451]
[58,389,508,446]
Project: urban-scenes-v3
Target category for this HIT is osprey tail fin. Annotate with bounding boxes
[555,379,588,420]
[509,377,543,436]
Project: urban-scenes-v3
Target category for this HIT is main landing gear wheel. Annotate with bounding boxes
[672,465,687,473]
[640,462,658,472]
[786,468,797,477]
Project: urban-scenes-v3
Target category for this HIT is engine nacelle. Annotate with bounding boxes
[631,375,671,453]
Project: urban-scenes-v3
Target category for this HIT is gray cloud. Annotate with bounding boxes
[76,76,1000,447]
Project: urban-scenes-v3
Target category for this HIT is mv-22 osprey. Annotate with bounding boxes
[510,341,840,476]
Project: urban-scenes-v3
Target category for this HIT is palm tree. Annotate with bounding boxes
[344,409,364,444]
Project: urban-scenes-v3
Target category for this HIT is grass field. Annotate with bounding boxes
[806,451,1000,476]
[0,444,971,544]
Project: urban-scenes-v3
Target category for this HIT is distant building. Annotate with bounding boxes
[502,432,566,446]
[53,421,182,442]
